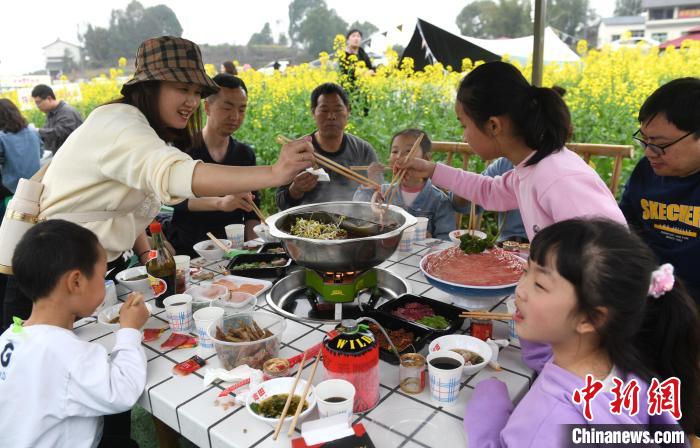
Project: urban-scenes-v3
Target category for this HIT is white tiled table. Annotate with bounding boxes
[74,239,535,448]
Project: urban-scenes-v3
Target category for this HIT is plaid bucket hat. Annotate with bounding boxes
[121,36,219,97]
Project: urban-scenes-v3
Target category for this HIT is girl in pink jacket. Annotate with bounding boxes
[396,61,626,239]
[465,218,698,447]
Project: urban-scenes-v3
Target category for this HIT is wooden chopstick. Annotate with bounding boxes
[248,200,266,224]
[469,202,477,231]
[350,165,392,171]
[272,352,308,440]
[276,134,319,169]
[385,133,424,202]
[460,311,514,321]
[287,349,322,436]
[206,232,230,252]
[313,154,381,189]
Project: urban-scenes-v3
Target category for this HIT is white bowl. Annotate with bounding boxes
[428,334,492,375]
[97,302,153,331]
[114,266,151,293]
[254,224,280,243]
[246,377,316,429]
[449,229,488,243]
[193,239,232,261]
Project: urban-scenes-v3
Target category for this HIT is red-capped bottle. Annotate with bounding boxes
[146,221,176,308]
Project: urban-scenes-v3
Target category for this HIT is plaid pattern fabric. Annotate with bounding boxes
[429,374,461,403]
[121,36,219,97]
[167,309,194,334]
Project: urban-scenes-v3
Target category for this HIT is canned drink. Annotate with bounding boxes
[505,296,518,344]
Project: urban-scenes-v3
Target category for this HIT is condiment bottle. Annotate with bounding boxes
[146,221,176,308]
[470,318,493,341]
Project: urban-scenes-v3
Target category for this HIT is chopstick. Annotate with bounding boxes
[248,199,267,224]
[287,349,322,436]
[206,232,231,252]
[350,165,392,171]
[272,352,308,440]
[469,202,477,231]
[460,311,514,321]
[385,133,424,204]
[313,153,381,189]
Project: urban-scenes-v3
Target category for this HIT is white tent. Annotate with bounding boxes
[461,27,580,64]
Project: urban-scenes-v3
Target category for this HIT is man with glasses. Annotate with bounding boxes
[31,84,83,154]
[620,77,700,305]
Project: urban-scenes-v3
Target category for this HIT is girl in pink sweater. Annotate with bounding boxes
[396,61,626,239]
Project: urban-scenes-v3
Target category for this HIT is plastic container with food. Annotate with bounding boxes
[207,311,286,370]
[256,242,287,255]
[361,311,432,365]
[376,294,465,337]
[226,253,292,279]
[185,283,229,313]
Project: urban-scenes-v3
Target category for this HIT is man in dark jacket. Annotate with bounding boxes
[31,84,83,154]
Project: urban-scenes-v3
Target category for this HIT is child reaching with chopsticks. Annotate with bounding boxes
[0,220,150,448]
[354,129,456,240]
[395,61,626,240]
[465,218,699,446]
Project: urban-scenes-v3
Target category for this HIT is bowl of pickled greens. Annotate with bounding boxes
[246,376,316,428]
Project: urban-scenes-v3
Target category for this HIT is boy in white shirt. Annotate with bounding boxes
[0,220,149,448]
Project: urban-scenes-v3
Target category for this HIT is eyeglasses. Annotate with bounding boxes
[632,129,693,156]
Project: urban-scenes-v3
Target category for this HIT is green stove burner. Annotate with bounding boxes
[305,269,379,303]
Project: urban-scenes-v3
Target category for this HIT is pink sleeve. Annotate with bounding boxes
[433,163,519,211]
[464,379,513,447]
[539,173,627,226]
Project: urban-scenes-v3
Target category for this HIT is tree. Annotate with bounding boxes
[82,1,183,65]
[278,33,289,46]
[456,0,497,37]
[614,0,642,16]
[297,6,348,56]
[288,0,325,46]
[455,0,531,38]
[348,20,379,37]
[547,0,598,44]
[61,48,79,74]
[248,22,275,46]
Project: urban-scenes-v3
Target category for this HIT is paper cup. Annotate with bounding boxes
[414,217,429,241]
[163,294,193,334]
[225,224,245,249]
[426,350,465,405]
[193,306,225,356]
[315,379,356,420]
[399,227,415,252]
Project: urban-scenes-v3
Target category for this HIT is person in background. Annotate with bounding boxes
[0,220,150,448]
[340,29,374,80]
[221,60,237,75]
[354,129,455,240]
[275,82,378,210]
[165,74,260,257]
[0,98,42,210]
[620,77,700,308]
[464,218,699,446]
[30,84,83,154]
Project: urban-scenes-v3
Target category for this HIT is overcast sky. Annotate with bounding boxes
[0,0,615,75]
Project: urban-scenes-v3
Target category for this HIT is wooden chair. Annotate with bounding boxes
[430,141,635,228]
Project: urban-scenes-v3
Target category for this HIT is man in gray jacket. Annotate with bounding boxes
[275,83,378,210]
[31,84,83,154]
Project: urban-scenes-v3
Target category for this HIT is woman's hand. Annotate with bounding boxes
[273,137,314,184]
[394,157,437,179]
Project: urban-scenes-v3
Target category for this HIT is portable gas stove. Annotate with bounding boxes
[267,268,408,324]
